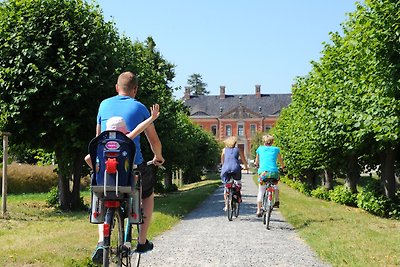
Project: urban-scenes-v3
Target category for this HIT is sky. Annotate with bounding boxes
[95,0,358,99]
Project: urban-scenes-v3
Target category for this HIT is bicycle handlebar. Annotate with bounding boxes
[146,160,165,170]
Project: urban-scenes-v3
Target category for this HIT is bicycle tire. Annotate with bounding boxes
[266,191,274,230]
[227,190,234,221]
[130,223,141,267]
[262,192,267,225]
[266,205,273,230]
[103,208,125,267]
[234,201,240,217]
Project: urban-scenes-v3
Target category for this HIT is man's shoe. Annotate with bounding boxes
[274,201,280,208]
[91,241,104,264]
[136,239,154,254]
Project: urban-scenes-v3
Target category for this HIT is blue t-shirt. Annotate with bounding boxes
[97,95,150,165]
[256,145,280,174]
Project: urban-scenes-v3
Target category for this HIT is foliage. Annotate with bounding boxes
[310,186,330,201]
[46,185,86,209]
[186,73,209,95]
[0,0,220,209]
[46,186,60,208]
[329,186,357,206]
[9,146,54,165]
[0,0,124,209]
[273,0,400,198]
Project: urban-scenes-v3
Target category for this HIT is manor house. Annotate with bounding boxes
[183,85,292,159]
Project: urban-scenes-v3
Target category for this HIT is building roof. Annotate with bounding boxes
[184,93,292,118]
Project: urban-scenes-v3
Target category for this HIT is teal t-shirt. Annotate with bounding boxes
[256,145,280,174]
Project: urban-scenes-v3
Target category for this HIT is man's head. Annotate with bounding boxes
[106,116,129,133]
[116,71,138,96]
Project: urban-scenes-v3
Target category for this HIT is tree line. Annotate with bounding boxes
[273,0,399,201]
[0,0,220,210]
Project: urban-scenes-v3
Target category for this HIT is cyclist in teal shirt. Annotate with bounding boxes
[254,134,285,217]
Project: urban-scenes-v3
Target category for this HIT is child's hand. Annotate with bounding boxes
[150,104,160,120]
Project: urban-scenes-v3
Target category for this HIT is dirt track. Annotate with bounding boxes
[140,173,330,267]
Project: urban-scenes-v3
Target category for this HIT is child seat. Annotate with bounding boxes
[88,130,136,189]
[88,130,142,224]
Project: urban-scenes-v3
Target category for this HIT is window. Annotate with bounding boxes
[225,125,232,136]
[250,124,256,136]
[265,125,271,132]
[238,124,244,136]
[211,125,217,136]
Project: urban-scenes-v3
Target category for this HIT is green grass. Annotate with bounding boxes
[0,178,220,266]
[274,179,400,267]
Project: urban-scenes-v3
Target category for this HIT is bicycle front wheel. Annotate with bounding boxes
[104,208,125,267]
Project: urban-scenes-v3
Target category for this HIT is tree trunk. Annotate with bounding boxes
[323,169,334,190]
[58,159,71,210]
[304,169,317,187]
[71,153,83,210]
[380,147,396,199]
[345,155,359,194]
[164,170,172,189]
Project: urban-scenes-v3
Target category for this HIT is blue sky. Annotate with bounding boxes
[95,0,357,98]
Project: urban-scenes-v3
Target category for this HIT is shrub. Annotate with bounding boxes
[311,186,330,200]
[0,163,57,193]
[329,186,357,206]
[46,186,60,208]
[356,189,389,217]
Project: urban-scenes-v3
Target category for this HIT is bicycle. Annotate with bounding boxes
[261,178,277,230]
[89,130,163,266]
[224,175,241,221]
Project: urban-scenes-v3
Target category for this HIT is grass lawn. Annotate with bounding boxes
[279,182,400,267]
[0,177,220,267]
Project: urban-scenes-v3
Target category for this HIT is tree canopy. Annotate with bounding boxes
[186,73,209,95]
[273,0,399,198]
[0,0,220,209]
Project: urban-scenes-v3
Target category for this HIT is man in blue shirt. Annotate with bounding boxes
[92,71,164,263]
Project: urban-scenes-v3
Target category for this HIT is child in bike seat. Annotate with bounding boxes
[220,136,248,211]
[84,104,160,168]
[254,134,285,217]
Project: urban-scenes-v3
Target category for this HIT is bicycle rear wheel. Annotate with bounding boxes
[262,192,267,225]
[103,208,125,267]
[227,190,234,221]
[129,223,141,267]
[266,192,274,230]
[234,201,240,217]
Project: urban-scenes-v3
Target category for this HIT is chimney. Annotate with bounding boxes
[184,86,190,100]
[220,85,226,99]
[255,84,261,98]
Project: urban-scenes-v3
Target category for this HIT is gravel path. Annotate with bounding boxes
[140,173,331,267]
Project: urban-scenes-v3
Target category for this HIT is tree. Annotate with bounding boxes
[0,0,123,210]
[186,73,209,95]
